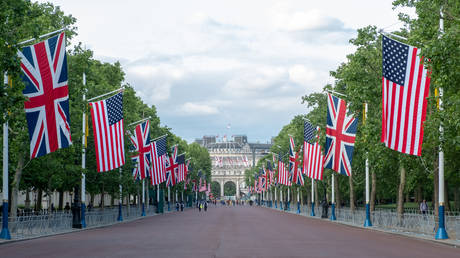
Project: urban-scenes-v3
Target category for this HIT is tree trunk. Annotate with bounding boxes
[454,186,460,211]
[415,185,422,204]
[335,174,340,208]
[397,166,406,220]
[370,170,376,211]
[444,180,450,212]
[110,194,114,206]
[25,188,31,210]
[306,186,311,207]
[36,188,43,213]
[405,192,409,203]
[101,183,105,210]
[349,174,355,211]
[90,193,95,207]
[10,150,26,218]
[314,182,318,206]
[58,190,64,210]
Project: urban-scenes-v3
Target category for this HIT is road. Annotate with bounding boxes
[0,205,458,258]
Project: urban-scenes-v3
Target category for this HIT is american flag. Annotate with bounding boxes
[199,179,207,192]
[267,161,274,186]
[304,142,324,180]
[324,93,358,176]
[381,35,430,156]
[176,153,186,183]
[304,120,316,143]
[129,121,151,179]
[19,32,72,159]
[165,145,178,187]
[149,136,167,185]
[277,157,291,186]
[89,92,125,172]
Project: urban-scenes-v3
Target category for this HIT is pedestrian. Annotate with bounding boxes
[176,202,179,211]
[420,199,428,215]
[64,202,70,213]
[180,201,184,211]
[199,202,202,212]
[204,201,208,212]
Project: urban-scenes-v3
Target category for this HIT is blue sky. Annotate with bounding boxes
[40,0,411,143]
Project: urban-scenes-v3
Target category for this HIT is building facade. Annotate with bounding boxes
[196,135,271,199]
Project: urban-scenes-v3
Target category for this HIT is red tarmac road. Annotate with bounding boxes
[0,205,458,258]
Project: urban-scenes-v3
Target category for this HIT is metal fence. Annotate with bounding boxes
[263,201,460,242]
[1,205,169,240]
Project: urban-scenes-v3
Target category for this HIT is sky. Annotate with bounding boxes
[39,0,411,143]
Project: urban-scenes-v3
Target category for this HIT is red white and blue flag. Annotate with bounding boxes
[324,93,358,176]
[304,142,324,180]
[129,120,151,179]
[19,32,72,159]
[381,36,430,156]
[149,136,167,185]
[165,145,178,187]
[277,157,291,186]
[288,136,296,180]
[176,153,186,183]
[293,147,304,185]
[89,92,125,172]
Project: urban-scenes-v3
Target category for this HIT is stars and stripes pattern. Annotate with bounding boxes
[149,136,167,185]
[324,93,358,176]
[165,145,178,187]
[89,92,125,172]
[304,142,325,180]
[176,153,186,183]
[304,120,316,143]
[381,35,430,156]
[277,158,291,186]
[129,121,151,179]
[19,32,72,159]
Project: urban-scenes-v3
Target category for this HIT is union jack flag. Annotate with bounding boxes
[293,146,304,185]
[324,93,358,176]
[19,32,71,159]
[288,136,297,182]
[129,121,151,179]
[165,145,178,187]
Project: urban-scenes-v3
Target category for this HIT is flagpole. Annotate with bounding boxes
[287,187,290,211]
[81,73,87,228]
[311,178,315,216]
[128,117,151,127]
[0,73,11,240]
[330,174,336,220]
[151,134,168,142]
[435,8,448,240]
[118,167,123,221]
[87,87,123,102]
[280,186,283,210]
[141,180,146,216]
[364,103,372,227]
[18,27,66,46]
[297,188,300,214]
[167,186,171,211]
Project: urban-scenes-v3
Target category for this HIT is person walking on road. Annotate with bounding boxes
[199,202,202,212]
[204,201,208,212]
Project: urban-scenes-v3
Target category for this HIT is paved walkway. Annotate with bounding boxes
[1,205,458,258]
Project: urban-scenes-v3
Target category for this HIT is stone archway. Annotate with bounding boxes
[223,181,236,197]
[211,181,221,198]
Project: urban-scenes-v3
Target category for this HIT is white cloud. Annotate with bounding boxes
[288,65,316,85]
[179,102,219,115]
[269,4,347,32]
